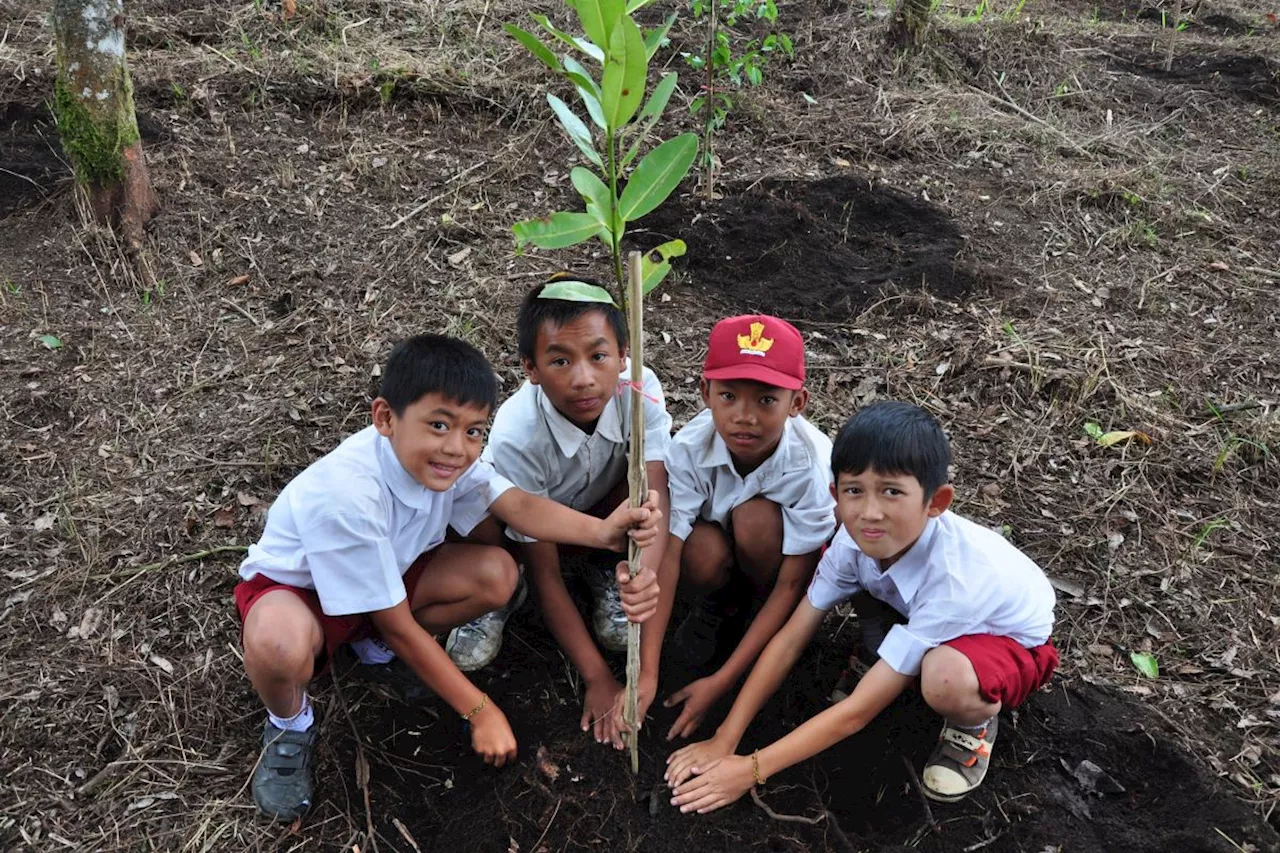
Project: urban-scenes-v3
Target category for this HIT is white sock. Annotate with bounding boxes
[955,716,994,733]
[268,693,314,732]
[351,636,396,665]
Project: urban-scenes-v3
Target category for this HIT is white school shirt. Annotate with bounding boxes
[239,425,515,616]
[664,409,835,556]
[482,363,672,543]
[807,512,1056,677]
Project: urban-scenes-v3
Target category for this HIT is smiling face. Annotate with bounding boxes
[833,468,953,567]
[372,392,491,491]
[701,378,808,473]
[523,311,625,430]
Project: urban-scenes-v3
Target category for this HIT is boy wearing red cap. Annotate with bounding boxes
[654,315,836,741]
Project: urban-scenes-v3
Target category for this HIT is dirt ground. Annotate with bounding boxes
[2,0,1279,850]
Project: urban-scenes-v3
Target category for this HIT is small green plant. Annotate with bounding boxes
[38,334,63,350]
[506,0,697,312]
[4,279,18,295]
[682,0,793,197]
[1192,516,1230,551]
[1129,651,1159,678]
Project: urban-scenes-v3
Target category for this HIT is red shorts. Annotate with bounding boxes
[233,550,437,674]
[943,634,1058,709]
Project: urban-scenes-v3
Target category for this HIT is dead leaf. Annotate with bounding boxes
[227,274,251,287]
[213,508,236,528]
[282,0,296,19]
[33,512,56,532]
[189,250,203,267]
[1049,576,1084,598]
[76,608,104,639]
[149,655,174,674]
[1209,261,1230,271]
[5,590,31,608]
[447,246,472,267]
[1063,759,1125,795]
[1097,430,1152,448]
[236,491,260,507]
[535,745,560,783]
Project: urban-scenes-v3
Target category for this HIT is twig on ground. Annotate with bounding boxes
[103,545,248,579]
[750,786,825,824]
[392,817,423,853]
[220,297,262,327]
[900,753,940,835]
[967,77,1092,159]
[532,798,562,852]
[384,161,491,230]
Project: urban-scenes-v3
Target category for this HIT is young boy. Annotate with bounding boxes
[235,334,662,821]
[454,276,673,750]
[664,402,1058,811]
[659,315,836,742]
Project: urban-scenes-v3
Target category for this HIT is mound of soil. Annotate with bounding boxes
[0,103,63,219]
[1115,52,1280,106]
[328,604,1280,853]
[632,176,987,322]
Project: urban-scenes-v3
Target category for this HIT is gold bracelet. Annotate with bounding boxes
[462,694,488,722]
[752,749,766,786]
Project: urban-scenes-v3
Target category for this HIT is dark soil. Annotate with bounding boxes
[325,606,1280,853]
[1113,51,1280,106]
[0,103,63,218]
[633,176,988,322]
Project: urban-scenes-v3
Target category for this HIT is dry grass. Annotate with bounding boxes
[2,0,1279,848]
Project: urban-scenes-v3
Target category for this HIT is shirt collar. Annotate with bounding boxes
[535,377,626,459]
[375,430,432,510]
[698,415,810,477]
[882,515,941,604]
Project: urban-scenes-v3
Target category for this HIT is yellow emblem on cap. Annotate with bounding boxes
[737,321,773,356]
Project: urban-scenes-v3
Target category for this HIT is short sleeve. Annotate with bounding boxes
[806,529,863,610]
[780,471,836,555]
[449,458,517,537]
[664,444,706,543]
[640,368,673,463]
[297,494,405,616]
[877,606,975,676]
[486,434,552,543]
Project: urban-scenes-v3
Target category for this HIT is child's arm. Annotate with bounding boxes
[665,598,827,784]
[669,659,912,814]
[522,539,628,748]
[490,488,661,552]
[665,549,820,740]
[369,599,517,766]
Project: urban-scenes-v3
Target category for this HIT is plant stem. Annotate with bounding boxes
[701,0,718,199]
[606,128,627,312]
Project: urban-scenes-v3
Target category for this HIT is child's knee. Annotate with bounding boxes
[243,613,317,680]
[730,498,783,568]
[475,547,519,610]
[920,645,982,715]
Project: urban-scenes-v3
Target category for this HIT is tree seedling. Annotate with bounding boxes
[507,0,697,315]
[682,0,793,197]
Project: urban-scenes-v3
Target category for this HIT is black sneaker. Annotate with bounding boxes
[252,721,317,822]
[351,657,434,703]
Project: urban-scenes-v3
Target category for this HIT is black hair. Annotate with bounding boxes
[516,273,628,363]
[379,334,498,416]
[831,401,951,497]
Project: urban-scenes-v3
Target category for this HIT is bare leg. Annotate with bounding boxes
[242,590,324,718]
[680,520,733,596]
[407,542,519,633]
[920,645,1001,726]
[730,497,784,597]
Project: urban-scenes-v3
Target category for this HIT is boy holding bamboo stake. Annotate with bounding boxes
[460,273,674,749]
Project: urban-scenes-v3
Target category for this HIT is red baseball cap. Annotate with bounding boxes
[702,314,806,391]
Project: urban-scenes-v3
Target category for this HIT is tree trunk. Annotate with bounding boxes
[888,0,932,48]
[52,0,158,249]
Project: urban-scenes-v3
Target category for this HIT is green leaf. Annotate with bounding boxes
[626,0,658,12]
[640,239,686,293]
[1083,422,1104,441]
[37,334,62,350]
[1129,651,1159,679]
[570,0,624,55]
[570,166,614,232]
[617,132,698,222]
[600,16,647,130]
[643,12,677,60]
[530,13,604,62]
[513,212,605,249]
[564,58,607,129]
[539,280,618,306]
[548,94,603,168]
[503,24,564,73]
[621,72,678,167]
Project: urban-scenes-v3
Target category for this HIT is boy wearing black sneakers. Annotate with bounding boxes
[235,335,662,821]
[659,315,836,741]
[665,402,1057,811]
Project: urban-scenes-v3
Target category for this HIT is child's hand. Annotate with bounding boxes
[664,737,733,788]
[582,674,626,749]
[663,675,725,740]
[600,490,663,552]
[612,672,658,743]
[470,701,518,767]
[615,560,660,623]
[669,754,754,814]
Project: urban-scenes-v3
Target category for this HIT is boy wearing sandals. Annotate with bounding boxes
[665,401,1057,810]
[453,276,674,750]
[235,335,662,821]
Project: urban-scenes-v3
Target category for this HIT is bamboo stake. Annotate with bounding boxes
[623,250,647,774]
